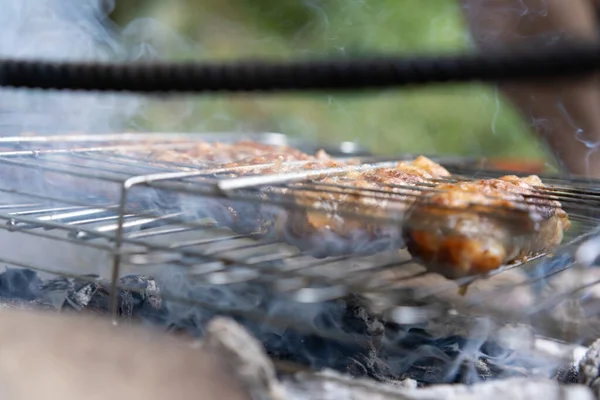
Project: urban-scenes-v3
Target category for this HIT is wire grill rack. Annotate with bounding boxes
[0,133,599,347]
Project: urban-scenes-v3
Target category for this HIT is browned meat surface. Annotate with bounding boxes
[42,140,317,199]
[204,150,352,235]
[276,156,451,256]
[217,150,337,176]
[403,175,571,280]
[107,140,573,271]
[117,140,314,167]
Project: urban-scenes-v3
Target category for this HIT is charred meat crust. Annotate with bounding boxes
[117,140,314,167]
[402,175,571,279]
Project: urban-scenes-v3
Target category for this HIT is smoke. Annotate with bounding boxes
[0,0,584,386]
[0,0,160,135]
[556,100,600,176]
[140,255,568,385]
[460,0,600,176]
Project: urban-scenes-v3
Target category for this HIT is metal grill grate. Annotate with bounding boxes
[0,133,598,348]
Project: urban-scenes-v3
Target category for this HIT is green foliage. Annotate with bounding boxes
[112,0,545,161]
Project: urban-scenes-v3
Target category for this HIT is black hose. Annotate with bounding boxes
[1,41,600,94]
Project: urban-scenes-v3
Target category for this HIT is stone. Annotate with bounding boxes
[0,308,251,400]
[203,317,286,400]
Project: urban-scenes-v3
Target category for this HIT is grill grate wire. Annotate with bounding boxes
[0,134,598,346]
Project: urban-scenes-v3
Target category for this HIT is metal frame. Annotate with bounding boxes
[0,133,598,347]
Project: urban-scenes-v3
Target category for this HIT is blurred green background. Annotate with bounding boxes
[110,0,546,162]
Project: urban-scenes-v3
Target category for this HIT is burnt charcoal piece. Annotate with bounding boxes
[162,285,530,385]
[557,363,580,384]
[347,351,395,382]
[118,275,164,321]
[579,338,600,395]
[39,275,102,312]
[379,327,533,385]
[0,267,43,300]
[36,274,164,319]
[264,329,374,374]
[342,294,385,337]
[120,275,163,308]
[0,268,53,312]
[264,296,387,376]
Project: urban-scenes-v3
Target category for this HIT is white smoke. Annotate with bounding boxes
[0,0,151,135]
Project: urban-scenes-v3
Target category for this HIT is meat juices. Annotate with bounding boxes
[403,175,571,284]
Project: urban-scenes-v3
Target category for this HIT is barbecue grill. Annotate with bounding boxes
[0,131,597,344]
[4,32,600,393]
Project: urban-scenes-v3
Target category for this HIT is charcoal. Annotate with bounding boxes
[37,274,164,319]
[0,267,165,323]
[264,329,375,374]
[347,352,395,383]
[39,275,102,312]
[0,268,58,310]
[377,326,537,385]
[340,297,517,384]
[158,286,388,380]
[342,294,385,338]
[162,284,534,385]
[557,363,580,384]
[118,275,163,318]
[0,267,43,300]
[258,297,391,378]
[579,338,600,397]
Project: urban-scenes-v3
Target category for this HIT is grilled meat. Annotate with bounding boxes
[111,140,335,233]
[119,140,315,168]
[115,140,571,270]
[206,151,351,235]
[144,142,350,234]
[276,156,451,257]
[403,175,571,280]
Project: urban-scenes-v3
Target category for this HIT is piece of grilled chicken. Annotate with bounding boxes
[190,148,349,235]
[117,140,316,167]
[276,156,452,257]
[403,175,571,285]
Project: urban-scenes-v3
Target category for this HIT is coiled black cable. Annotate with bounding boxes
[1,41,600,94]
